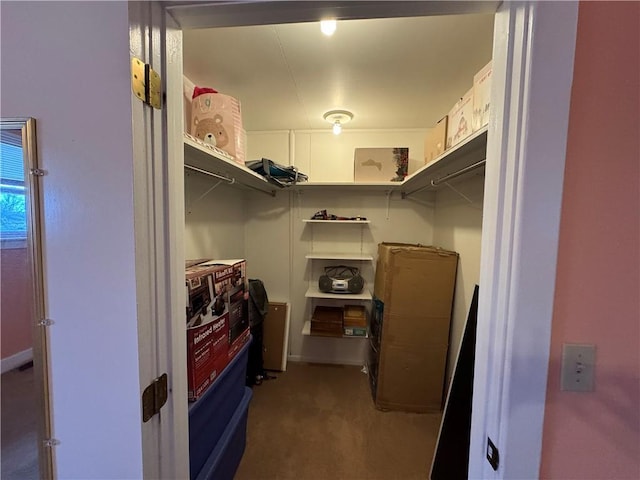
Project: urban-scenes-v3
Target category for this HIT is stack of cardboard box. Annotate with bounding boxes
[185,259,250,401]
[424,60,493,166]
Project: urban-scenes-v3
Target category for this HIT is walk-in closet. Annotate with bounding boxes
[178,7,494,479]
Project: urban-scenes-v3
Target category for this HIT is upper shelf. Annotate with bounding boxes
[184,126,487,197]
[183,133,280,196]
[294,126,488,194]
[399,126,488,197]
[302,219,370,224]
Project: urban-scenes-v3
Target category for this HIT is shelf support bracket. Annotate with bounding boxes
[385,190,393,220]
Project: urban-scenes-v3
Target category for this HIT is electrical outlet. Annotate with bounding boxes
[560,344,596,392]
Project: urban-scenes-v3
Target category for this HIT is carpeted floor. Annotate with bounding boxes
[1,366,39,480]
[235,362,442,480]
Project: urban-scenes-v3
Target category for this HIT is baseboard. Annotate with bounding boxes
[287,354,364,367]
[1,348,33,374]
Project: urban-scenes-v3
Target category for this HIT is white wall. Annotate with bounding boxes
[184,173,246,260]
[294,129,427,182]
[433,175,484,385]
[1,2,143,478]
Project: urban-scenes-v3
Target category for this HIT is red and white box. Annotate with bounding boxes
[189,259,250,368]
[185,259,249,401]
[446,88,474,149]
[473,60,493,131]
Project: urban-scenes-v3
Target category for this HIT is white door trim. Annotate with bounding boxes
[130,2,189,478]
[470,2,578,478]
[150,2,579,478]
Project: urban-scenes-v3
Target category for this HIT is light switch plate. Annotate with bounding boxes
[561,343,596,392]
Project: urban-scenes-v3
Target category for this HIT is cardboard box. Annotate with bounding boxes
[424,116,448,165]
[376,343,449,413]
[185,259,249,400]
[473,60,493,131]
[370,243,458,412]
[343,304,367,327]
[311,306,343,336]
[190,89,245,164]
[354,147,409,183]
[446,88,474,149]
[185,308,229,401]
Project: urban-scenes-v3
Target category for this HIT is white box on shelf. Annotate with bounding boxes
[446,88,473,149]
[473,60,493,131]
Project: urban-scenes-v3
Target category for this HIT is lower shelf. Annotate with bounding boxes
[302,320,369,339]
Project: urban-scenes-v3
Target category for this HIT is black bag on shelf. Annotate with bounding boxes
[246,158,308,187]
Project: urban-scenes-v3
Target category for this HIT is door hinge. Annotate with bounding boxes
[38,318,55,327]
[486,436,500,471]
[131,57,162,109]
[30,168,46,176]
[43,438,60,448]
[142,373,168,422]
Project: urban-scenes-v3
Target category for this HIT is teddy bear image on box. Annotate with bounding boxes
[190,86,245,164]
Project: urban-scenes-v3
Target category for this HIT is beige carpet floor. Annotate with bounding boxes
[1,366,39,480]
[235,362,442,480]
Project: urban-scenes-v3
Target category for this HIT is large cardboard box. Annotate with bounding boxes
[446,88,474,149]
[185,259,249,401]
[376,343,449,412]
[371,243,458,412]
[424,116,448,165]
[473,60,493,131]
[354,147,409,182]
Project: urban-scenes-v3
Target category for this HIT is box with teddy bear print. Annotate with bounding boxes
[190,87,246,165]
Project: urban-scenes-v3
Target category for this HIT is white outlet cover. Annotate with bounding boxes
[560,343,596,392]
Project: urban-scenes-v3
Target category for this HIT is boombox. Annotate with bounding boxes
[318,265,364,294]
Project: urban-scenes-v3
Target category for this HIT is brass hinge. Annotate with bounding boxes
[30,168,46,176]
[43,438,60,448]
[142,373,168,422]
[131,57,162,109]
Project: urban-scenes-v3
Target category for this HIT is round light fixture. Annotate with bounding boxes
[320,19,337,36]
[323,109,353,135]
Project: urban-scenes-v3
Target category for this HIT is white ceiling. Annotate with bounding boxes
[182,13,495,132]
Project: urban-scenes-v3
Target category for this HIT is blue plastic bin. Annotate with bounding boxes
[194,387,253,480]
[189,337,250,479]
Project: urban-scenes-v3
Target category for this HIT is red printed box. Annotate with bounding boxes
[186,313,229,401]
[185,259,249,400]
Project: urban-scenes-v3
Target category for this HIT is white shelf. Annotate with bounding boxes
[292,126,487,195]
[399,126,488,196]
[183,133,280,196]
[302,219,370,224]
[305,286,372,300]
[302,320,368,339]
[305,252,374,261]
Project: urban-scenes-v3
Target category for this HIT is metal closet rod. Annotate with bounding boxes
[184,164,277,197]
[184,164,234,184]
[430,159,486,187]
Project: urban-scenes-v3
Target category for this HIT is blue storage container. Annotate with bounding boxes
[194,387,252,480]
[189,337,250,479]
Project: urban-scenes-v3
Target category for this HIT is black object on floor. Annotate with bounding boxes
[430,284,479,480]
[246,279,277,386]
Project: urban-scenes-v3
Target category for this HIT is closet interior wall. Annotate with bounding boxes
[184,127,483,372]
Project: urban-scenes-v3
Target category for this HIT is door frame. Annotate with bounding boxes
[145,1,579,478]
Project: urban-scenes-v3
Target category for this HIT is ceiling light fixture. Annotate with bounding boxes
[323,109,353,135]
[320,19,337,36]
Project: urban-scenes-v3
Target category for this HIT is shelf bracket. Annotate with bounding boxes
[385,190,393,220]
